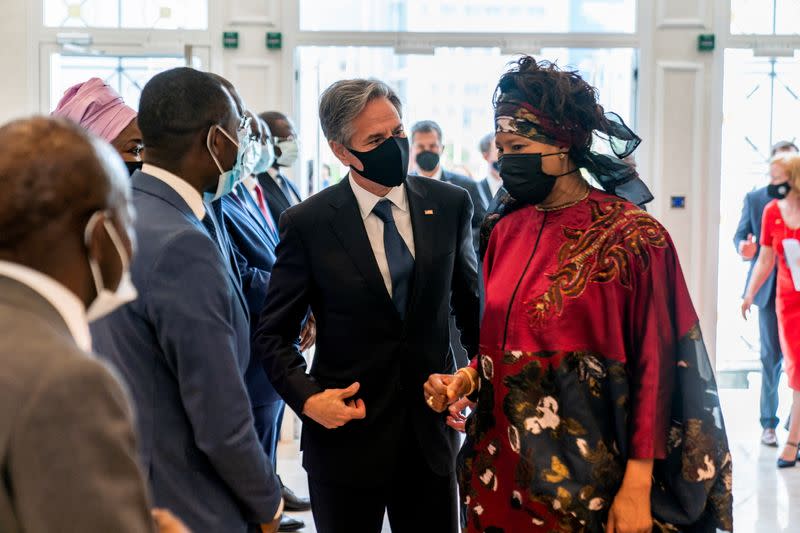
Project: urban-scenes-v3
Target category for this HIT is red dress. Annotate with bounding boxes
[459,189,732,532]
[760,200,800,389]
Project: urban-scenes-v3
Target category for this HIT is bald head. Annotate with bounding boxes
[207,72,245,117]
[0,117,128,250]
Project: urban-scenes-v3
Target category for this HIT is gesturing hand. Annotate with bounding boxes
[739,234,757,261]
[302,382,366,429]
[152,509,191,533]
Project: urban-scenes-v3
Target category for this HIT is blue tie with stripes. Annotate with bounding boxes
[372,199,414,319]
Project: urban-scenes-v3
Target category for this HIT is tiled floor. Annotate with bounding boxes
[276,374,800,532]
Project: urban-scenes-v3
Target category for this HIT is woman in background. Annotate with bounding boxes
[52,77,144,174]
[743,152,800,468]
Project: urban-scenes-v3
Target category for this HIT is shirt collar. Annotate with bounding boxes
[242,174,259,193]
[430,167,443,181]
[0,261,92,352]
[348,174,409,220]
[142,163,206,219]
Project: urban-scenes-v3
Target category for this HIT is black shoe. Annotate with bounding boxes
[278,514,305,532]
[777,441,799,469]
[281,484,311,512]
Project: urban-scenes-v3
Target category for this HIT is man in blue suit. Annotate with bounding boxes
[91,67,282,533]
[734,140,798,446]
[216,105,311,532]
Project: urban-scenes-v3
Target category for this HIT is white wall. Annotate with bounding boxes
[0,0,35,123]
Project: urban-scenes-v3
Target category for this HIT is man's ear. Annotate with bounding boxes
[330,140,363,172]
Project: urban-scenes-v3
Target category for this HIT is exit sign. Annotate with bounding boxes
[223,31,239,49]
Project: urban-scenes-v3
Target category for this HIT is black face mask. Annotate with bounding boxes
[125,161,144,176]
[499,152,571,205]
[768,181,791,199]
[491,160,500,172]
[416,150,440,173]
[349,136,409,187]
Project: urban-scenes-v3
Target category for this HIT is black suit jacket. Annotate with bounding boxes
[256,170,302,225]
[253,175,480,487]
[734,186,777,308]
[441,169,486,255]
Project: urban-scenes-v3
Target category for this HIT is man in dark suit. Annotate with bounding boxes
[258,111,303,223]
[254,79,480,533]
[91,67,282,533]
[0,116,168,533]
[734,140,798,446]
[477,132,503,210]
[409,120,486,256]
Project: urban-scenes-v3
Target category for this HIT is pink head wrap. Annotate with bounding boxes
[51,77,137,143]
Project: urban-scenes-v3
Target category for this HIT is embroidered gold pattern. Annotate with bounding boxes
[527,199,668,326]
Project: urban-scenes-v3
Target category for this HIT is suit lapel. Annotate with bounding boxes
[329,179,398,316]
[405,177,436,321]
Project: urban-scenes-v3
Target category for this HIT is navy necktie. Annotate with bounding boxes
[372,199,414,318]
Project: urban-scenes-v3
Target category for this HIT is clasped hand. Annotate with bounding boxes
[423,372,471,413]
[302,382,366,429]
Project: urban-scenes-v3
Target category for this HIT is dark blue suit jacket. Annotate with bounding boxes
[219,184,281,407]
[91,171,281,533]
[734,186,777,308]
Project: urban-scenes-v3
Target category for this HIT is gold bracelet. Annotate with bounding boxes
[456,367,478,396]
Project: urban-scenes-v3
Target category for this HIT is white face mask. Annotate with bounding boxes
[253,140,275,174]
[206,117,259,202]
[84,212,138,322]
[275,138,299,168]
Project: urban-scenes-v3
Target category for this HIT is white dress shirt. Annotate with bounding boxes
[0,261,92,352]
[348,175,415,297]
[487,173,503,197]
[427,167,443,181]
[143,163,206,219]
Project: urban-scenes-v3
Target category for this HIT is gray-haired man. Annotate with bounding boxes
[253,79,480,533]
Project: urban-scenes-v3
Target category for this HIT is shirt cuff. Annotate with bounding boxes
[273,498,285,521]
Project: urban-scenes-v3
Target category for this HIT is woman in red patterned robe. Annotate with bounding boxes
[423,57,732,533]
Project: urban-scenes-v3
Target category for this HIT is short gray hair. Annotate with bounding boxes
[318,78,403,146]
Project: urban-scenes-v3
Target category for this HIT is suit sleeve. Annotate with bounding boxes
[450,188,481,361]
[10,358,155,533]
[253,211,324,415]
[467,182,488,253]
[224,216,272,317]
[733,192,753,251]
[146,230,281,523]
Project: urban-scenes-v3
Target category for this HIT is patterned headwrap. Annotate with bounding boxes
[482,101,654,257]
[52,77,137,144]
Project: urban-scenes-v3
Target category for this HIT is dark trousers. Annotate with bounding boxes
[759,304,783,429]
[308,426,458,533]
[253,400,285,467]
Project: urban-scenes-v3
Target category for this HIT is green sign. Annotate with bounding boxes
[266,32,282,50]
[223,31,239,49]
[698,34,715,52]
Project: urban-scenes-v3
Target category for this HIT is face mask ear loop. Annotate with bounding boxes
[207,125,240,174]
[84,211,107,293]
[102,219,131,271]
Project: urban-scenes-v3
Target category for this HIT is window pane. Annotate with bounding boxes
[49,54,198,112]
[716,49,800,369]
[299,0,636,33]
[44,0,207,29]
[731,0,800,35]
[297,46,636,193]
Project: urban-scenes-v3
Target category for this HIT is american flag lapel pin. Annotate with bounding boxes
[424,209,434,215]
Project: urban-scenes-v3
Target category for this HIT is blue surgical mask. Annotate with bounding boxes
[205,119,256,202]
[253,140,275,174]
